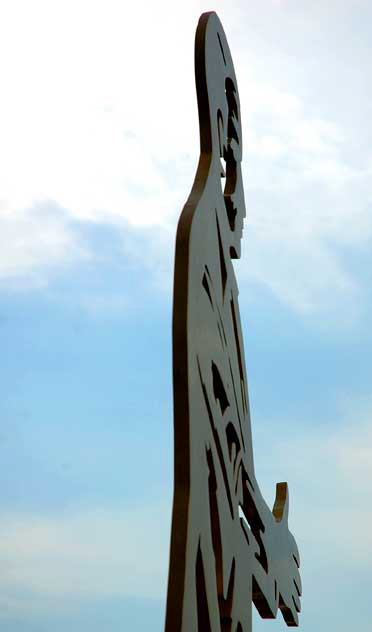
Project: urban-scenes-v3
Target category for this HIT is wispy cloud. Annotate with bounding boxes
[0,501,171,613]
[0,203,89,287]
[238,77,372,314]
[1,399,371,622]
[255,396,372,570]
[1,0,372,317]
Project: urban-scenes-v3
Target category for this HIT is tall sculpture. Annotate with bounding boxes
[165,12,301,632]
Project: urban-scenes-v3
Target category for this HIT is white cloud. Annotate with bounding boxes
[0,501,171,613]
[240,230,358,315]
[1,402,372,620]
[1,0,372,316]
[0,205,88,287]
[0,0,200,225]
[234,74,372,313]
[254,399,372,574]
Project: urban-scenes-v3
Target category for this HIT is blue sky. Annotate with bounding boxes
[1,0,372,630]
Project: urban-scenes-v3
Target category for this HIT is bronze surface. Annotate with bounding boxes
[165,12,301,632]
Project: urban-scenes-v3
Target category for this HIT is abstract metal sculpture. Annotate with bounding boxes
[165,12,301,632]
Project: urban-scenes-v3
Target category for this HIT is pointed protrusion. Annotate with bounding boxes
[272,482,289,524]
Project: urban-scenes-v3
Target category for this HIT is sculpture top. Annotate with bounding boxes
[165,12,301,632]
[195,9,245,260]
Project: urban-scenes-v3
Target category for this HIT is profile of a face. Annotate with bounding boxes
[217,77,246,259]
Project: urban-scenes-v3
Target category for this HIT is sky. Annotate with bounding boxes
[1,0,372,630]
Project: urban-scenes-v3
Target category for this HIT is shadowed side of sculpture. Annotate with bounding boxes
[165,12,301,632]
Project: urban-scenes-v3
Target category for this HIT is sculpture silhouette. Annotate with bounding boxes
[165,12,301,632]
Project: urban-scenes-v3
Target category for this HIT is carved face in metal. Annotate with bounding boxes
[200,19,247,260]
[218,76,246,259]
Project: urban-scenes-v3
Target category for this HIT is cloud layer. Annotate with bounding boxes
[0,501,170,612]
[1,399,371,626]
[1,0,372,316]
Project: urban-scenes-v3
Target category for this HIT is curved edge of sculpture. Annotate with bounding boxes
[165,12,301,632]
